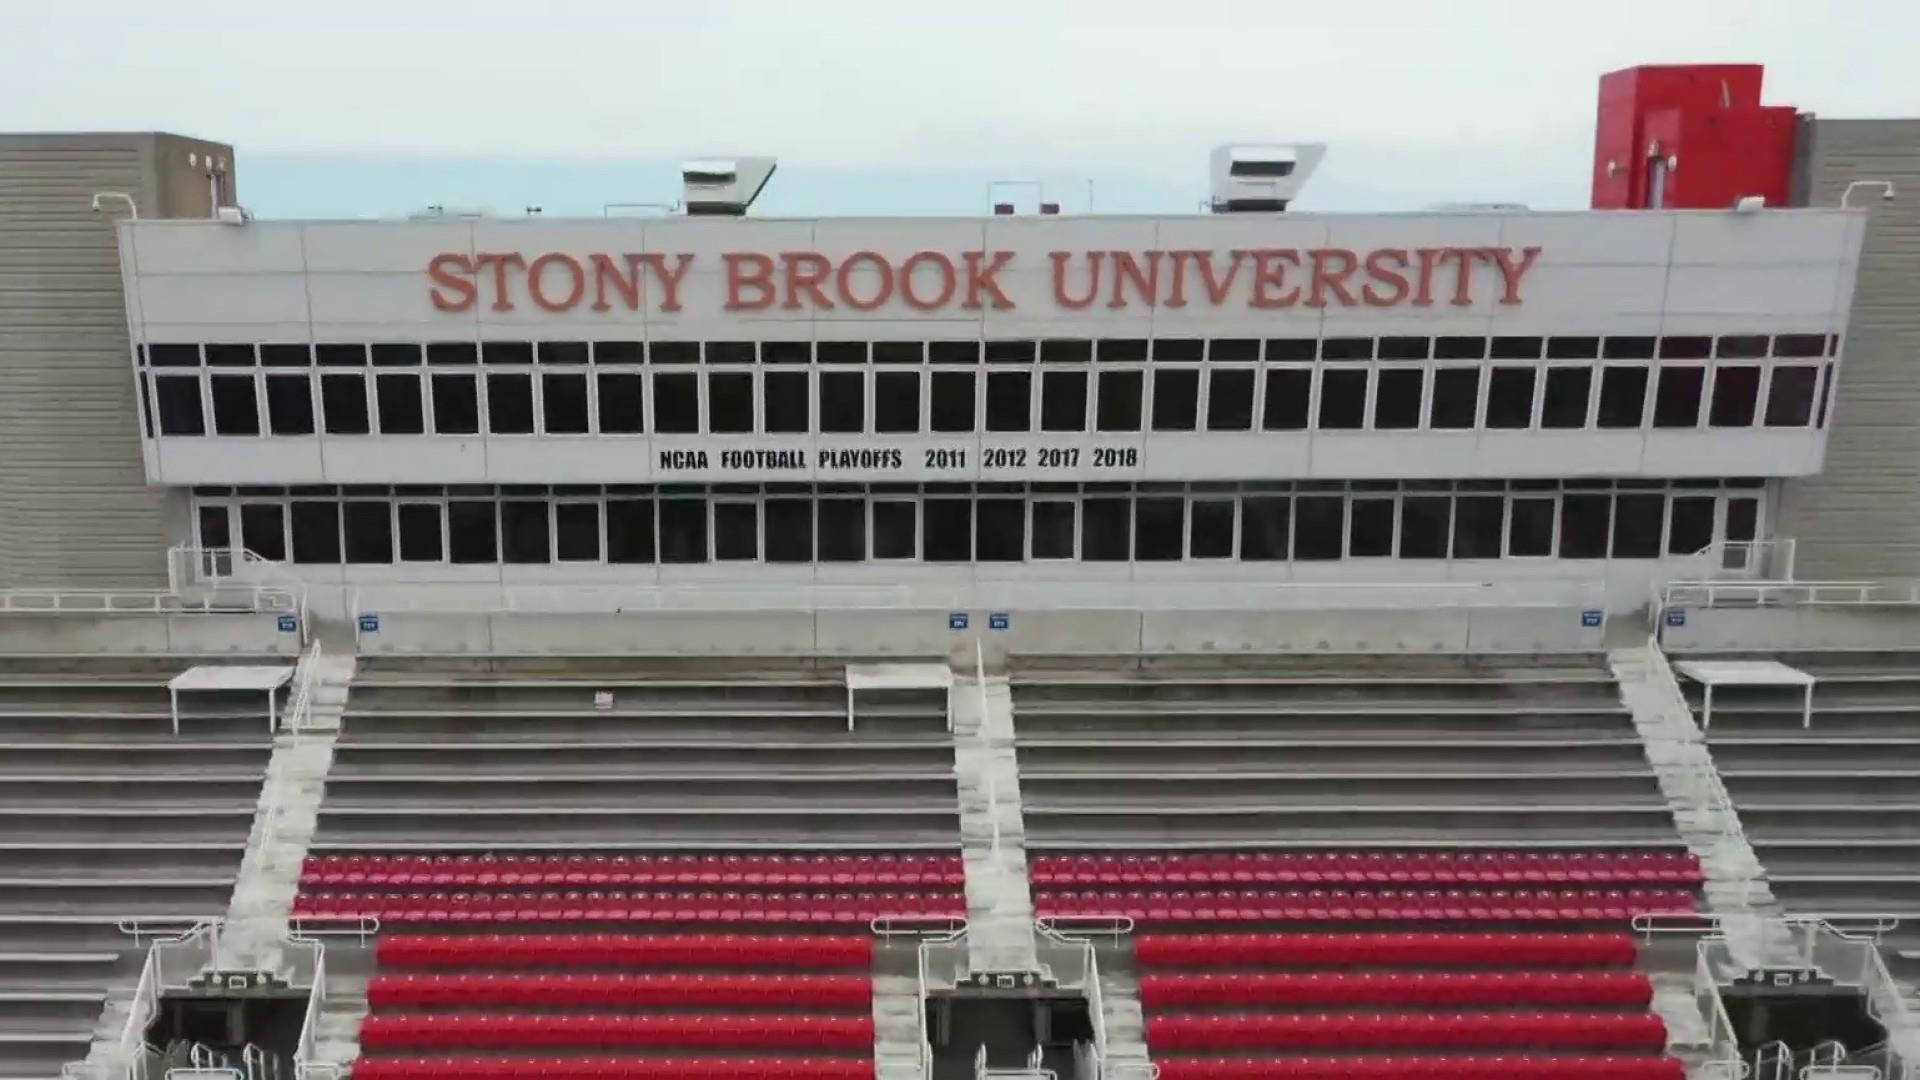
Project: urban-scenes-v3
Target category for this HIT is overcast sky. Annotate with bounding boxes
[7,1,1917,216]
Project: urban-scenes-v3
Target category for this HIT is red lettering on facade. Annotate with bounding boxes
[724,253,777,311]
[1485,245,1543,304]
[1249,249,1303,308]
[1196,250,1248,305]
[900,251,957,310]
[1412,247,1444,307]
[1050,251,1102,309]
[472,252,526,312]
[1108,250,1162,309]
[427,245,1544,314]
[836,251,894,310]
[1440,247,1479,306]
[427,253,477,312]
[781,252,835,310]
[1306,248,1359,308]
[1361,249,1411,307]
[527,253,585,312]
[962,251,1015,310]
[589,254,642,311]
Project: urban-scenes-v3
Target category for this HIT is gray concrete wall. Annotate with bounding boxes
[0,132,229,588]
[1777,119,1920,578]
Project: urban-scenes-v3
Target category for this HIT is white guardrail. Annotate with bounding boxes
[345,578,1609,617]
[0,586,301,616]
[1662,579,1920,611]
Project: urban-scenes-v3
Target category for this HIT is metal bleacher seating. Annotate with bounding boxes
[1682,652,1920,921]
[298,660,965,1080]
[0,657,272,1080]
[1012,657,1673,848]
[1012,656,1694,1080]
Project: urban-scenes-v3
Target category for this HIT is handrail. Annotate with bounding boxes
[345,577,1610,616]
[1037,915,1136,941]
[869,915,968,940]
[1663,579,1920,610]
[292,945,326,1078]
[283,640,324,735]
[0,586,300,615]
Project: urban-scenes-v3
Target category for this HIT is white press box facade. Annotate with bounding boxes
[114,208,1866,596]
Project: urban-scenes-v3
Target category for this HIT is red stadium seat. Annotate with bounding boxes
[352,1058,877,1080]
[1151,1055,1684,1080]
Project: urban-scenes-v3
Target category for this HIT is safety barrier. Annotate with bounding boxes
[0,586,300,615]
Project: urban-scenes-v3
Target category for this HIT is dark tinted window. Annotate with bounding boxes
[1240,497,1291,560]
[651,372,698,433]
[500,501,551,563]
[1541,368,1592,428]
[764,371,810,433]
[1485,368,1536,428]
[1597,367,1648,428]
[1765,367,1818,426]
[1317,370,1367,429]
[607,499,656,563]
[320,374,370,435]
[1293,496,1344,560]
[702,372,752,430]
[1559,494,1611,558]
[597,373,644,433]
[659,498,708,563]
[1709,366,1761,427]
[542,372,589,434]
[1262,369,1310,430]
[1031,501,1076,559]
[555,503,600,562]
[930,371,976,432]
[1134,498,1184,561]
[431,374,479,434]
[1399,496,1451,558]
[924,499,972,561]
[344,501,394,563]
[266,374,315,435]
[374,374,424,435]
[820,371,865,433]
[210,374,259,435]
[1042,370,1089,431]
[976,498,1025,561]
[1372,369,1423,430]
[1081,498,1131,561]
[1095,371,1143,431]
[290,501,341,563]
[764,498,814,563]
[1189,499,1234,558]
[986,371,1032,432]
[1150,369,1198,431]
[1429,369,1480,429]
[1651,367,1704,427]
[447,501,497,563]
[485,372,535,434]
[818,499,866,562]
[875,371,921,433]
[713,502,758,560]
[397,504,443,562]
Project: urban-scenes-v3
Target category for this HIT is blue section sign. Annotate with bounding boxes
[277,614,298,633]
[948,612,969,631]
[1666,609,1688,627]
[1580,609,1603,628]
[989,612,1010,631]
[358,613,381,634]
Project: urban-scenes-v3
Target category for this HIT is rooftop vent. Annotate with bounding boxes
[682,156,777,216]
[1208,143,1326,213]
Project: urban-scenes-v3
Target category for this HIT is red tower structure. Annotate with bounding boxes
[1591,64,1801,210]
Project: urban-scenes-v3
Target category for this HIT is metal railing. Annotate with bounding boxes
[1037,916,1136,941]
[167,546,301,591]
[1640,639,1768,904]
[1697,943,1750,1080]
[345,577,1608,617]
[291,944,325,1080]
[0,586,300,616]
[1662,579,1920,611]
[976,1044,1056,1080]
[282,640,325,735]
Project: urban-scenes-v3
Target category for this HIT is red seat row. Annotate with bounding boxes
[1029,851,1701,887]
[1147,1011,1667,1051]
[1036,887,1694,923]
[1134,933,1639,969]
[369,973,872,1010]
[360,1013,873,1050]
[1153,1055,1684,1080]
[354,1057,874,1080]
[378,933,871,970]
[305,853,963,890]
[1140,971,1651,1008]
[298,890,965,924]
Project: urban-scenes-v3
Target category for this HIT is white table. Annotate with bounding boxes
[1673,659,1815,730]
